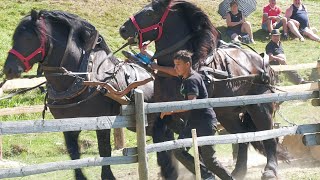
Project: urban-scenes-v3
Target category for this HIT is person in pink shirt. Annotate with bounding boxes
[262,0,288,40]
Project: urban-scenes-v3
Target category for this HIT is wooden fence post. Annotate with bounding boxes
[192,129,201,180]
[114,128,125,150]
[134,89,148,179]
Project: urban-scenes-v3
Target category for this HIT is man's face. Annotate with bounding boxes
[271,34,280,42]
[269,0,277,7]
[174,59,190,76]
[230,3,238,12]
[294,0,301,6]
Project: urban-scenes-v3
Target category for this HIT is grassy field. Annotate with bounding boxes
[0,0,320,179]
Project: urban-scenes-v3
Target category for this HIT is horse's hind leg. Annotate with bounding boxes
[231,143,249,180]
[64,131,87,180]
[217,110,249,180]
[152,116,178,179]
[96,129,115,180]
[246,104,278,180]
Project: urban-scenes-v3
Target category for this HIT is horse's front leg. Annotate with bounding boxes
[261,139,278,180]
[96,129,115,180]
[64,131,87,180]
[152,116,179,179]
[231,142,248,180]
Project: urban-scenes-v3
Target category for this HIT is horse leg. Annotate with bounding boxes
[217,109,249,180]
[152,116,178,179]
[246,103,278,180]
[261,139,278,180]
[96,129,115,180]
[231,143,249,180]
[64,131,87,180]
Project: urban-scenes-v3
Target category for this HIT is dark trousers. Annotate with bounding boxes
[173,125,233,180]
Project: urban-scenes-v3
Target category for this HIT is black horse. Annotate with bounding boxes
[119,0,289,179]
[3,10,160,180]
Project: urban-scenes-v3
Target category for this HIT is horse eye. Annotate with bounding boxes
[145,9,154,17]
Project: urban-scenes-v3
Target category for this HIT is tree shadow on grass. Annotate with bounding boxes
[253,29,270,43]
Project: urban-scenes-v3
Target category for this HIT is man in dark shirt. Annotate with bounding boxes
[152,50,234,180]
[266,29,307,84]
[285,0,320,42]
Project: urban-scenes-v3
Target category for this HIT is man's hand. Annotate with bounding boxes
[160,111,174,119]
[150,62,159,70]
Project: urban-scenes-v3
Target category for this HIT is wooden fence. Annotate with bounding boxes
[0,61,319,179]
[0,88,319,179]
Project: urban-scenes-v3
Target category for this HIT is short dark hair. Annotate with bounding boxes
[173,50,193,64]
[230,0,238,7]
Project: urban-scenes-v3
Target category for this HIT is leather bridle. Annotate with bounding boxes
[130,1,172,49]
[8,16,47,72]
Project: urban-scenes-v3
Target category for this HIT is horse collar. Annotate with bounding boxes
[130,2,172,49]
[9,16,47,72]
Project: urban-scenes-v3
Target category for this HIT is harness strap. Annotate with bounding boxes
[0,81,46,101]
[151,34,193,60]
[45,90,99,109]
[130,1,172,49]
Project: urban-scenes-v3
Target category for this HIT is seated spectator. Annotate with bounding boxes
[226,1,255,44]
[266,29,308,84]
[285,0,320,42]
[262,0,288,40]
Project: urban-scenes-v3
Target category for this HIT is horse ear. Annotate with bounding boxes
[30,9,39,22]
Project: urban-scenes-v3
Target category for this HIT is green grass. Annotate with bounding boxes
[0,0,320,179]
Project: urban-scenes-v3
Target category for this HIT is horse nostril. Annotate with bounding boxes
[119,26,127,34]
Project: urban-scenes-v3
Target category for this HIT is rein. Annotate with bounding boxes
[151,34,193,61]
[130,1,172,49]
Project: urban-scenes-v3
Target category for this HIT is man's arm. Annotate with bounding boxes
[268,53,286,65]
[160,95,197,119]
[150,62,178,77]
[285,6,293,19]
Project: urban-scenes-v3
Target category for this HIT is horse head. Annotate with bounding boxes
[5,9,102,76]
[119,0,220,69]
[4,10,105,91]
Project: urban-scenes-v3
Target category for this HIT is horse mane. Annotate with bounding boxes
[171,0,221,69]
[37,10,113,54]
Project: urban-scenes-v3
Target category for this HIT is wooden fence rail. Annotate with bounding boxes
[0,115,135,135]
[270,62,318,72]
[121,91,318,115]
[0,156,137,178]
[122,124,320,155]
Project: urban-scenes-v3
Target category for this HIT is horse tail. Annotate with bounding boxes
[242,112,291,163]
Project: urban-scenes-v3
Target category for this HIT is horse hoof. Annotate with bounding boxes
[261,170,277,180]
[231,170,246,180]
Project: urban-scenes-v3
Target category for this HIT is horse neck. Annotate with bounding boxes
[155,12,192,66]
[43,22,84,91]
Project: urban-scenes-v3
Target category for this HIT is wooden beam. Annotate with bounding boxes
[192,129,201,180]
[275,82,318,92]
[0,115,135,135]
[0,105,44,116]
[121,91,318,115]
[123,147,138,156]
[135,89,149,180]
[296,123,320,134]
[123,124,320,155]
[271,62,317,72]
[302,133,320,146]
[114,128,125,150]
[146,126,299,153]
[0,77,46,92]
[0,156,137,178]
